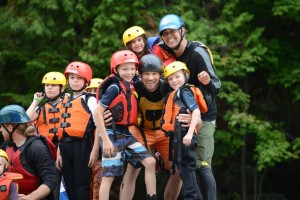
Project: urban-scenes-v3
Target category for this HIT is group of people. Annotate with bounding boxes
[0,13,221,200]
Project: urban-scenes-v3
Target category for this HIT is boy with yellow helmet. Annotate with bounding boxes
[85,77,104,200]
[0,149,23,200]
[161,61,206,200]
[86,78,103,94]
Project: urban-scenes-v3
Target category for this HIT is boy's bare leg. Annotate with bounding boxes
[120,164,141,200]
[141,156,157,196]
[99,176,114,200]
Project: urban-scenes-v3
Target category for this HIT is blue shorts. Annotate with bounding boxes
[101,129,152,177]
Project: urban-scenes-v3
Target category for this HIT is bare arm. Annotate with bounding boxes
[26,92,44,121]
[93,104,114,157]
[18,184,51,200]
[182,109,200,146]
[177,109,202,128]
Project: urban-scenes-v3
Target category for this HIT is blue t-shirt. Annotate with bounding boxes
[99,83,131,135]
[179,87,199,112]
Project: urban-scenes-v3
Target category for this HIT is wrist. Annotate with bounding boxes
[34,97,43,103]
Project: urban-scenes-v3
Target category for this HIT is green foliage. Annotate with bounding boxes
[255,129,296,171]
[272,0,300,20]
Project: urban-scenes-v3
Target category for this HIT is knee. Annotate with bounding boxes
[143,156,156,169]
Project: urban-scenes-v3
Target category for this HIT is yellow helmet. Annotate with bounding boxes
[164,61,190,79]
[0,149,8,163]
[42,72,67,87]
[86,78,103,90]
[122,26,146,46]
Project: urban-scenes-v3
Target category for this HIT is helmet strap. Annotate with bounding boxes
[3,124,19,145]
[162,27,185,51]
[172,27,185,51]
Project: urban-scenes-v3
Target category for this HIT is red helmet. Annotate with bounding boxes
[64,61,93,83]
[110,50,139,74]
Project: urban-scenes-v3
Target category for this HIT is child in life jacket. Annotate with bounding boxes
[26,71,66,200]
[26,71,66,148]
[161,61,206,200]
[122,26,174,66]
[85,77,103,200]
[56,61,99,200]
[93,50,157,200]
[0,149,23,200]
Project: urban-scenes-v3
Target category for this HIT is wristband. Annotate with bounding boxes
[35,97,43,103]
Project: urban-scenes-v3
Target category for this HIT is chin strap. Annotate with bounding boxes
[162,27,185,51]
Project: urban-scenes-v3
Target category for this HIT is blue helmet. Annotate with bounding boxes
[159,14,185,35]
[0,105,31,124]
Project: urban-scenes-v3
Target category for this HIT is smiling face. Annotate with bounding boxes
[161,28,182,49]
[140,72,161,92]
[166,69,186,90]
[115,62,136,82]
[129,36,146,54]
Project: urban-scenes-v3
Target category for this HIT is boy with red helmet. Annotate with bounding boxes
[56,61,99,200]
[93,50,157,200]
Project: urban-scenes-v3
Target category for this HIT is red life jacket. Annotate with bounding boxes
[58,93,96,139]
[0,172,23,199]
[152,43,175,67]
[97,74,138,126]
[6,145,39,195]
[36,101,63,143]
[161,85,207,133]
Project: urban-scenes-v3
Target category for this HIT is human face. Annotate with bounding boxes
[141,72,161,92]
[68,73,86,91]
[129,36,145,54]
[86,88,97,94]
[161,28,182,49]
[167,70,186,90]
[115,63,136,82]
[0,158,6,174]
[44,84,61,99]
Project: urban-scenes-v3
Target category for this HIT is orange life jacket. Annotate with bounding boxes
[161,85,207,133]
[97,74,138,126]
[58,93,95,139]
[0,172,23,199]
[36,101,63,143]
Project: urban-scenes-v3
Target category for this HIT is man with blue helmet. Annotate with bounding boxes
[156,14,221,200]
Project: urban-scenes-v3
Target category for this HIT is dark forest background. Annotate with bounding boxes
[1,0,299,199]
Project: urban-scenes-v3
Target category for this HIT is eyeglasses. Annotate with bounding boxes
[161,29,178,37]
